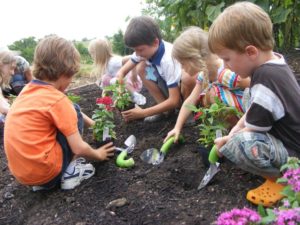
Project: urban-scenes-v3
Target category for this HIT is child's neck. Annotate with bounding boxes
[256,50,277,67]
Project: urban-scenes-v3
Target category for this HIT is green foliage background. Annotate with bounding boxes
[143,0,300,52]
[7,0,299,73]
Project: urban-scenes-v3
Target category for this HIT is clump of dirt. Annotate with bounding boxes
[0,52,299,225]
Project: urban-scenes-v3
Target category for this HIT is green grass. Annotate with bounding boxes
[75,63,93,78]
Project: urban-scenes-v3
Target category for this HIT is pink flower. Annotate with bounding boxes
[217,207,261,225]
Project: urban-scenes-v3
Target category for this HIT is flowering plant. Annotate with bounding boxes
[103,81,134,111]
[216,157,300,225]
[92,96,116,142]
[187,98,242,147]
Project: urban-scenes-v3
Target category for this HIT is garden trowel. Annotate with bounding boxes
[198,130,222,190]
[140,136,184,165]
[115,135,136,153]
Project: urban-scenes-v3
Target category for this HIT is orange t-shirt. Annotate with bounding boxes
[4,81,78,185]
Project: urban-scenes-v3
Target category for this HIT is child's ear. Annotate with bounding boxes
[152,38,160,47]
[245,45,258,58]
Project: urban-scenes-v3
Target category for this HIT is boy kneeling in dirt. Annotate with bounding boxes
[117,16,195,122]
[4,36,115,191]
[209,2,300,207]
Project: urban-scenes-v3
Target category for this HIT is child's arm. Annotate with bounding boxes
[0,96,10,115]
[122,86,181,121]
[67,131,115,161]
[81,112,95,127]
[236,77,250,89]
[164,84,203,143]
[122,56,139,89]
[214,114,247,156]
[116,60,137,84]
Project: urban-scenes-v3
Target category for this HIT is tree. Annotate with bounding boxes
[74,41,92,64]
[108,30,133,56]
[143,0,300,52]
[8,37,37,63]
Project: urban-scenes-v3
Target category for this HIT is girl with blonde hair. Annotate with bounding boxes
[0,50,16,126]
[88,38,145,104]
[165,26,250,143]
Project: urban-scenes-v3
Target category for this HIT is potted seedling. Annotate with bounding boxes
[92,96,116,147]
[187,97,242,167]
[103,81,135,111]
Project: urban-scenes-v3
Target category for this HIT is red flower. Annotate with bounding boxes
[96,96,113,106]
[193,111,203,121]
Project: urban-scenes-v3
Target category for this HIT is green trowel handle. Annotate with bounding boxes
[160,135,185,155]
[208,145,219,164]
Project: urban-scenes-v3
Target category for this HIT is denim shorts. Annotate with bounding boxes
[219,132,288,178]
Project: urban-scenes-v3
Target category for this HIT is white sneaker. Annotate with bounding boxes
[61,159,95,190]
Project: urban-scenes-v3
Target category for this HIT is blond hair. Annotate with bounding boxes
[0,51,16,87]
[88,38,113,77]
[33,35,80,81]
[172,26,211,89]
[208,1,274,53]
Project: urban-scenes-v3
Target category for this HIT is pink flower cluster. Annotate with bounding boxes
[274,208,300,225]
[283,168,300,192]
[217,207,261,225]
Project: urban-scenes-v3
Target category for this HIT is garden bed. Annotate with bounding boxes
[0,51,299,225]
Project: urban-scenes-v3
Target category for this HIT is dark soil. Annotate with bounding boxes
[1,51,299,225]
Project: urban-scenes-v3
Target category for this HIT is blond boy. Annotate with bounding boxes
[208,2,300,206]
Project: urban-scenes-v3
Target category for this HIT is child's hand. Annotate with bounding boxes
[164,128,181,144]
[121,105,144,122]
[96,142,115,160]
[214,136,229,156]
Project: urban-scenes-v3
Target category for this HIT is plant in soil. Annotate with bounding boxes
[103,81,134,111]
[67,93,81,103]
[91,96,116,143]
[187,97,242,148]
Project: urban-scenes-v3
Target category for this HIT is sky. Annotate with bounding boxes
[0,0,144,46]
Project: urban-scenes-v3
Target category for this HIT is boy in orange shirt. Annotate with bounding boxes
[4,35,115,191]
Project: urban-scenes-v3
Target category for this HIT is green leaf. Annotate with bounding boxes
[206,3,224,22]
[257,204,266,217]
[271,7,292,24]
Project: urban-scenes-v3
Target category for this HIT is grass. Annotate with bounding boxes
[75,63,94,78]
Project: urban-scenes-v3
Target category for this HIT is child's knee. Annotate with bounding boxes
[220,132,288,176]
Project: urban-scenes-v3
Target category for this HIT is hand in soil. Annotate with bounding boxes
[95,142,115,160]
[121,105,144,122]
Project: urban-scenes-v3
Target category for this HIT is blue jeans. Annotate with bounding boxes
[219,132,288,178]
[39,104,84,189]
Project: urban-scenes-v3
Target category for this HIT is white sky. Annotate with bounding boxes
[0,0,144,46]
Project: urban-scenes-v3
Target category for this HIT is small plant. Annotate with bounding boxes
[187,97,242,147]
[92,96,116,142]
[103,81,134,111]
[67,93,81,103]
